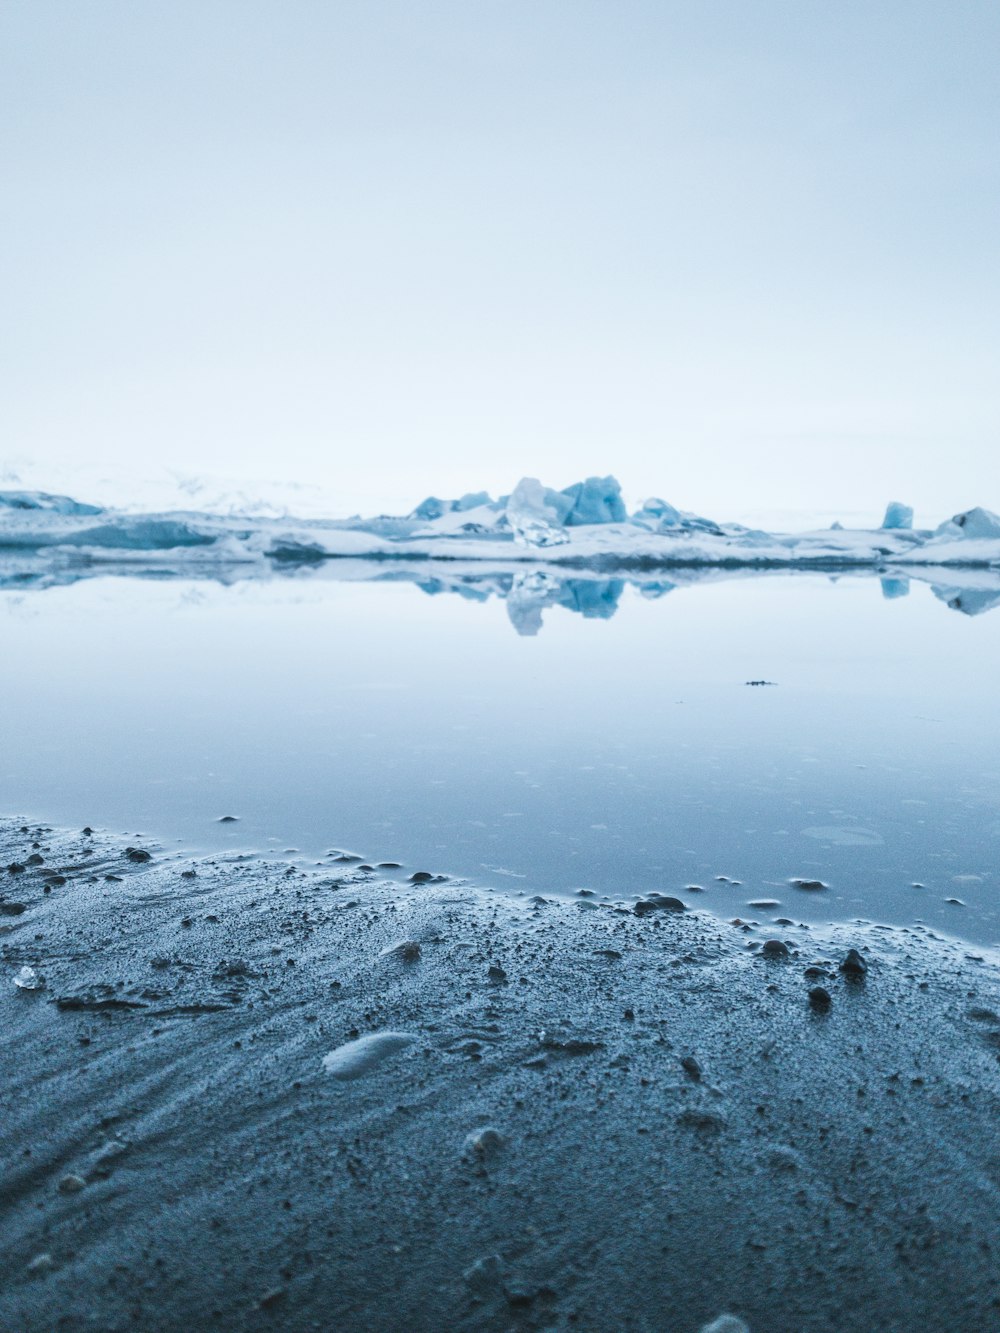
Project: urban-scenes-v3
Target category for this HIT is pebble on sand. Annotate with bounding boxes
[839,948,868,978]
[760,939,790,959]
[321,1031,416,1080]
[57,1174,86,1194]
[808,986,832,1012]
[463,1127,505,1160]
[381,940,422,962]
[634,894,686,916]
[27,1253,56,1277]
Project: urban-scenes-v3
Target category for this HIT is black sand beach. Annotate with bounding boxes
[2,818,998,1332]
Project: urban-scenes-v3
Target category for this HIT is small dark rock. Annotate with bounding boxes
[82,827,93,835]
[488,964,508,984]
[0,902,27,916]
[839,949,868,979]
[634,895,686,916]
[761,939,790,959]
[808,986,832,1012]
[125,848,151,864]
[218,815,239,823]
[789,878,828,892]
[681,1055,702,1081]
[409,871,434,883]
[25,854,44,866]
[7,863,26,875]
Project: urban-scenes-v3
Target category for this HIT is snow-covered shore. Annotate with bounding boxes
[3,477,1000,575]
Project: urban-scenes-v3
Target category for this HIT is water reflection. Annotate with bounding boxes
[9,553,996,635]
[3,564,999,946]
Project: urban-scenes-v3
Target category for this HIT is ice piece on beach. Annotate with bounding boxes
[560,475,627,525]
[14,965,42,990]
[321,1031,416,1080]
[0,490,103,516]
[935,506,1000,540]
[881,502,913,530]
[699,1317,750,1333]
[505,478,572,547]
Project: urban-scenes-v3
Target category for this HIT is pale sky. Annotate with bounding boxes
[2,1,998,524]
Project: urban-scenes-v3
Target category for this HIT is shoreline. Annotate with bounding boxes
[2,816,999,1331]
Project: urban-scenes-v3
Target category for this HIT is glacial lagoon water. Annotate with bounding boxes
[3,566,999,946]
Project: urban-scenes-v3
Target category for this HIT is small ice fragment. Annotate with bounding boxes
[699,1316,751,1333]
[881,502,913,530]
[321,1031,416,1080]
[14,965,42,990]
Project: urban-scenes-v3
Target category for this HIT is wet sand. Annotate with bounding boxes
[1,819,998,1332]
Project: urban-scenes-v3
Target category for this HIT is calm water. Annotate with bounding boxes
[3,568,999,946]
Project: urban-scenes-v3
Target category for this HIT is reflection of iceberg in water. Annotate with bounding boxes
[880,577,910,600]
[3,541,1000,632]
[930,583,1000,617]
[504,572,627,636]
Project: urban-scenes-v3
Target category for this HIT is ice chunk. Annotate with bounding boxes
[321,1031,416,1080]
[14,965,42,990]
[560,475,627,525]
[935,507,1000,540]
[454,491,493,512]
[0,490,103,516]
[505,478,571,547]
[632,497,683,530]
[409,491,496,522]
[881,502,913,530]
[410,496,450,521]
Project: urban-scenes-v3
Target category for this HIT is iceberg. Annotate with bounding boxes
[881,502,914,530]
[934,507,1000,541]
[0,490,102,516]
[505,478,572,547]
[560,475,627,526]
[410,491,496,521]
[631,497,684,531]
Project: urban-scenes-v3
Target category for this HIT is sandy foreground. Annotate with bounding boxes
[1,819,998,1332]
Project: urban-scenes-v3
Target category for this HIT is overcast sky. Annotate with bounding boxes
[2,1,998,523]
